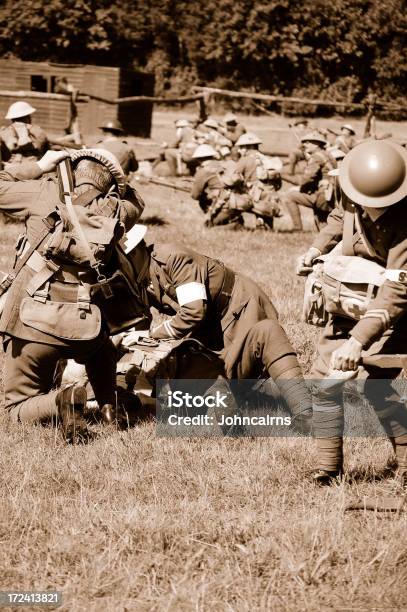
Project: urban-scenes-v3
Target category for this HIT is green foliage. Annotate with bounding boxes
[0,0,405,103]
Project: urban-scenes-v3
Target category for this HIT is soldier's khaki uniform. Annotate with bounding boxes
[143,243,305,383]
[96,136,138,176]
[0,122,49,166]
[191,160,248,227]
[311,200,407,472]
[284,150,334,230]
[0,161,144,423]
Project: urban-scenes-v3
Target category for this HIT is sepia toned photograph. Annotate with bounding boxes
[0,1,406,610]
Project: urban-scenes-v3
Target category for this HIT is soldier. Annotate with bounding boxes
[0,148,146,442]
[121,233,313,432]
[235,132,282,229]
[283,132,335,232]
[199,118,233,158]
[334,124,357,154]
[95,119,138,177]
[298,140,407,486]
[163,119,197,176]
[0,101,49,167]
[190,144,251,228]
[219,113,246,145]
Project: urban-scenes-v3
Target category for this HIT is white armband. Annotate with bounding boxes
[176,282,207,306]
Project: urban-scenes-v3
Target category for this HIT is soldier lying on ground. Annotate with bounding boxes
[0,148,146,443]
[297,140,407,487]
[116,229,313,433]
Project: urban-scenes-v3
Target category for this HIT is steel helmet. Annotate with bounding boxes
[175,119,190,128]
[339,140,407,207]
[203,118,219,129]
[99,119,124,133]
[192,144,217,159]
[236,132,263,147]
[224,113,238,125]
[341,123,355,135]
[301,131,327,146]
[329,147,346,160]
[70,148,126,196]
[5,101,36,120]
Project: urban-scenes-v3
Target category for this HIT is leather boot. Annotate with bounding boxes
[100,403,128,429]
[56,385,89,444]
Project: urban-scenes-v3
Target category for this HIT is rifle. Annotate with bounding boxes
[145,176,191,193]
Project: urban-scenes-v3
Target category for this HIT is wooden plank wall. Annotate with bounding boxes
[0,60,154,137]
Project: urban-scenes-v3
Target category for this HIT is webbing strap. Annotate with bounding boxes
[342,210,355,256]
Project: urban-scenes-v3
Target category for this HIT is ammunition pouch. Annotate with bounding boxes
[19,296,102,340]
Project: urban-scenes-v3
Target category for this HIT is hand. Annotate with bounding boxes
[330,337,362,371]
[37,150,70,174]
[121,329,150,349]
[296,247,321,275]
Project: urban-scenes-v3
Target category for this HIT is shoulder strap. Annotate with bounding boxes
[342,209,355,255]
[14,215,57,278]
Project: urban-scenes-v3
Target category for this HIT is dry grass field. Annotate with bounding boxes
[0,113,406,611]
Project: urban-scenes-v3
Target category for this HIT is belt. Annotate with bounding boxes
[215,266,235,315]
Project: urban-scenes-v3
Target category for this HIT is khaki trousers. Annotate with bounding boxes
[4,336,117,423]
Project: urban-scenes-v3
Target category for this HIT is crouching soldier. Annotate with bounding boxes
[121,231,313,432]
[283,132,335,232]
[297,140,407,486]
[190,144,252,228]
[0,148,146,442]
[235,132,283,229]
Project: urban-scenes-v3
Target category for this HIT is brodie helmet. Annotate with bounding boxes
[175,119,191,128]
[192,144,217,159]
[99,119,124,134]
[236,132,263,147]
[339,140,407,207]
[5,101,36,120]
[341,123,356,135]
[70,148,126,196]
[301,131,327,146]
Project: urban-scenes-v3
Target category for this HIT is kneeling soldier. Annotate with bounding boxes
[0,149,145,442]
[298,140,407,486]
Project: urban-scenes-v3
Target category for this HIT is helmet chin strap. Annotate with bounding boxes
[362,206,390,221]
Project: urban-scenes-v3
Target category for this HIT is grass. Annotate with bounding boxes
[0,112,407,611]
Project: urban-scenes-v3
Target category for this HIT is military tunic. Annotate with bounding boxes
[0,161,145,422]
[96,136,138,176]
[310,199,407,470]
[191,160,244,226]
[0,122,49,165]
[284,149,335,230]
[143,243,299,380]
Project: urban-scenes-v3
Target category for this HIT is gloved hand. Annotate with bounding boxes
[296,247,322,276]
[37,150,70,174]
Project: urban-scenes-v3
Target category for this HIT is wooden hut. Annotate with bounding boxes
[0,60,155,137]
